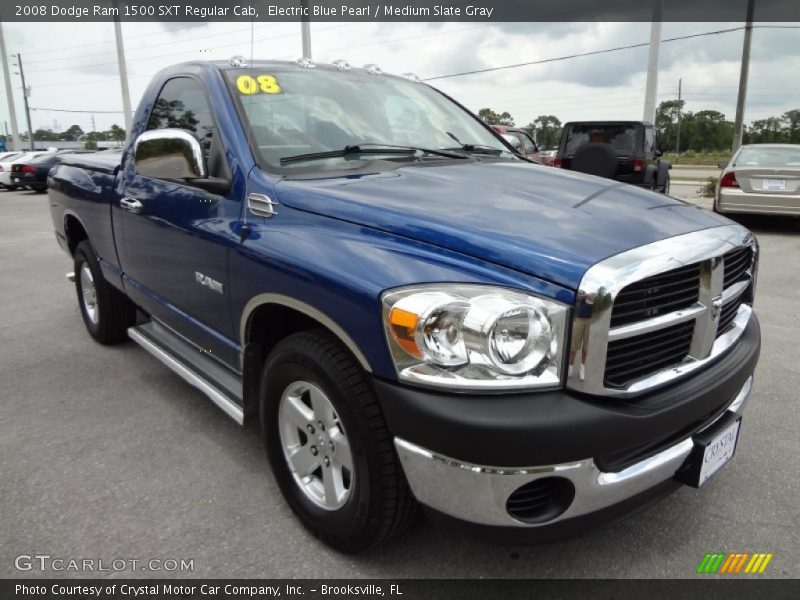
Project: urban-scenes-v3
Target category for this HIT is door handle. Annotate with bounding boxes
[119,197,142,214]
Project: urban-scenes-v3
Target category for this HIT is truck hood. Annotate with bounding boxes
[275,161,729,289]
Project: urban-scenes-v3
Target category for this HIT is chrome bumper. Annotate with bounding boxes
[395,376,752,528]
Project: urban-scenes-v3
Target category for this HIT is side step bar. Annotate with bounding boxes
[128,322,244,425]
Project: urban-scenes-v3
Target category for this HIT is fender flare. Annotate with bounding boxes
[239,293,373,373]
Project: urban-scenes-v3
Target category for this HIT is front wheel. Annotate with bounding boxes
[661,174,670,195]
[260,330,417,552]
[32,184,47,193]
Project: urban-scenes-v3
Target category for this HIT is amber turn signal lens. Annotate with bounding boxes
[388,307,420,357]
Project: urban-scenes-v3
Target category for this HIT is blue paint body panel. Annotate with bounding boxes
[47,60,736,382]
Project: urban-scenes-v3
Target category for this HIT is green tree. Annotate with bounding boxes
[108,124,126,145]
[61,124,84,141]
[748,117,784,143]
[477,107,515,126]
[530,115,562,149]
[33,128,58,141]
[781,109,800,143]
[655,100,685,151]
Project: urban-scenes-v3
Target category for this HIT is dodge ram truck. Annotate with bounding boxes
[49,58,760,552]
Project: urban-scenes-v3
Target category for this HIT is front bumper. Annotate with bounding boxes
[377,314,759,537]
[396,377,749,530]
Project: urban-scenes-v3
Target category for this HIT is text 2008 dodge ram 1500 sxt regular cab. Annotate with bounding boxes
[48,59,760,552]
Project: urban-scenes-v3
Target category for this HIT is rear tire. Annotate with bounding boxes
[32,184,46,193]
[260,330,418,552]
[6,185,18,191]
[74,240,136,344]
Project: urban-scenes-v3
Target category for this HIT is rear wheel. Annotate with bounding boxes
[32,184,46,193]
[260,330,417,552]
[5,185,18,191]
[74,240,136,343]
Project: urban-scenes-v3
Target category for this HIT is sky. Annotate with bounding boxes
[1,20,798,136]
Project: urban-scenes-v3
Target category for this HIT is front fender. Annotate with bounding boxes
[229,205,573,381]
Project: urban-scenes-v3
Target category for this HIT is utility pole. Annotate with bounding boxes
[300,0,312,58]
[642,0,663,124]
[91,114,96,133]
[14,53,34,150]
[732,0,754,152]
[0,23,21,150]
[113,2,132,132]
[676,78,682,155]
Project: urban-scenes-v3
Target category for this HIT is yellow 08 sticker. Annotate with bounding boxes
[236,74,282,95]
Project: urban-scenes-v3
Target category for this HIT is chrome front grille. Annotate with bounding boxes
[567,225,756,397]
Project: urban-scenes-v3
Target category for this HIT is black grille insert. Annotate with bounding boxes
[611,263,701,327]
[604,321,695,388]
[718,297,743,335]
[506,477,575,524]
[723,246,752,289]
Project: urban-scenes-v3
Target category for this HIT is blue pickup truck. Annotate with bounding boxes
[48,59,760,552]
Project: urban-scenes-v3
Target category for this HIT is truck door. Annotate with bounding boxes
[115,76,241,368]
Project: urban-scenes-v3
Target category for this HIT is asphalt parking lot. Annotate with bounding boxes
[1,187,798,579]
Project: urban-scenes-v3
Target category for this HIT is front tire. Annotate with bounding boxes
[32,184,46,193]
[661,174,670,195]
[74,240,136,343]
[260,330,417,552]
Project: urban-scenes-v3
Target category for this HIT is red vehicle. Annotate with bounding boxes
[490,125,554,165]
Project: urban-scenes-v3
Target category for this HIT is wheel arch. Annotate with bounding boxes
[63,211,90,257]
[239,294,374,420]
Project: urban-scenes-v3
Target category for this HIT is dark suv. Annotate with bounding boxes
[554,121,671,194]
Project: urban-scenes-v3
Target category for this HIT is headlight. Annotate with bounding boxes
[382,285,567,391]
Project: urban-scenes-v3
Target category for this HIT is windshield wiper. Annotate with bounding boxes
[280,143,468,165]
[447,143,506,156]
[443,132,506,156]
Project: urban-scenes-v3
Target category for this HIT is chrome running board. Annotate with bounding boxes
[127,322,244,425]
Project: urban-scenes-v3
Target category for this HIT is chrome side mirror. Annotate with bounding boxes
[133,129,206,181]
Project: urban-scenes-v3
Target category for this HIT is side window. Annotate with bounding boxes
[644,127,656,155]
[520,133,537,153]
[148,77,215,155]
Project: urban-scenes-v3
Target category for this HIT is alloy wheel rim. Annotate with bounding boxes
[278,380,354,510]
[80,264,99,324]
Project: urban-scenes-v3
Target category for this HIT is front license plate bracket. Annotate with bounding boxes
[676,415,741,488]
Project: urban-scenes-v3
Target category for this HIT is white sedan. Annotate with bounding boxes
[715,144,800,216]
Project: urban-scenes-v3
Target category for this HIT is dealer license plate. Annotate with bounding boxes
[762,178,786,191]
[697,419,740,486]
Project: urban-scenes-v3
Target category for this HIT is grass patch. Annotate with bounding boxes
[700,177,718,197]
[663,151,731,166]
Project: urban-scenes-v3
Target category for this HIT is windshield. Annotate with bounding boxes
[563,124,638,156]
[501,133,521,149]
[225,66,510,169]
[735,146,800,168]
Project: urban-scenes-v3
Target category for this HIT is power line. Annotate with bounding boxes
[423,26,749,81]
[31,107,125,113]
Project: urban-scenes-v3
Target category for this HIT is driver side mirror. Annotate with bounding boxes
[133,129,229,194]
[717,160,728,169]
[656,140,666,156]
